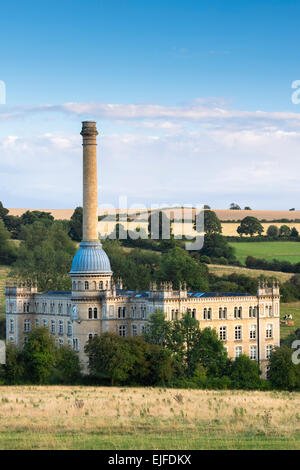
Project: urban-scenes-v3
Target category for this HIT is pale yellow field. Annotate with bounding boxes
[0,386,299,449]
[207,264,293,282]
[221,222,300,237]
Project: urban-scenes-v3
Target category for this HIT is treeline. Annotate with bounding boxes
[246,255,300,274]
[2,314,300,391]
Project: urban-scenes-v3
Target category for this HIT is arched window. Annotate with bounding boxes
[93,281,96,290]
[249,306,252,317]
[85,281,89,290]
[219,307,222,319]
[192,308,196,319]
[72,281,76,291]
[234,307,238,318]
[238,307,242,318]
[203,308,207,320]
[223,307,227,319]
[123,307,126,318]
[99,281,103,290]
[118,307,122,319]
[94,308,98,319]
[88,307,93,319]
[207,308,212,320]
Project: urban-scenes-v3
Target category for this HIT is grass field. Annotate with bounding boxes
[229,241,300,265]
[0,386,299,450]
[208,263,293,282]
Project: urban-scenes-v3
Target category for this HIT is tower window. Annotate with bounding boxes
[94,308,98,319]
[85,281,89,290]
[88,307,93,319]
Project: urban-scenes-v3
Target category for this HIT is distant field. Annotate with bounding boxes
[229,241,300,265]
[0,386,299,450]
[208,264,293,282]
[280,302,300,340]
[222,222,300,237]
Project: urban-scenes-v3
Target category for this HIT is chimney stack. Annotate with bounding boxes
[80,121,99,242]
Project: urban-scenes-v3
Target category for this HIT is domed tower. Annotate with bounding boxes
[69,121,113,300]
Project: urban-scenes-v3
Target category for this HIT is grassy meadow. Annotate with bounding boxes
[229,241,300,265]
[0,386,299,450]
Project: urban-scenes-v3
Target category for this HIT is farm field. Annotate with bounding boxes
[221,222,300,237]
[280,302,300,340]
[0,386,299,450]
[229,241,300,265]
[207,264,293,282]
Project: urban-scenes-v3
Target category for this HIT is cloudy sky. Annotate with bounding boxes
[1,0,300,210]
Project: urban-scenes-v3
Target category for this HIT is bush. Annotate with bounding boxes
[230,354,261,389]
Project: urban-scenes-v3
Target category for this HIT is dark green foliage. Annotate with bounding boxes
[143,309,171,347]
[230,354,261,389]
[0,343,24,384]
[12,222,77,291]
[84,333,135,384]
[52,345,82,384]
[0,219,17,265]
[268,345,300,390]
[22,328,56,384]
[237,216,264,236]
[267,225,279,237]
[200,233,236,263]
[279,225,291,237]
[156,246,209,291]
[68,206,83,241]
[290,227,299,238]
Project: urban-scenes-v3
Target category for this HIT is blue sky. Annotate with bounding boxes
[1,0,300,209]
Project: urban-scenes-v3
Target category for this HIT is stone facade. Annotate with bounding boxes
[5,121,280,377]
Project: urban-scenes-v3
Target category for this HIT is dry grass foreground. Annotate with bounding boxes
[0,386,299,450]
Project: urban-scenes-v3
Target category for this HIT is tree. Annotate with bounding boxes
[237,216,264,236]
[0,201,9,219]
[0,343,24,384]
[268,345,300,390]
[53,345,82,384]
[192,327,229,378]
[290,227,299,238]
[22,327,56,384]
[230,203,241,210]
[20,210,54,227]
[143,309,171,347]
[244,206,252,210]
[84,333,135,384]
[202,210,222,235]
[279,225,291,237]
[68,207,83,241]
[0,219,17,265]
[12,222,77,291]
[230,354,261,389]
[267,225,279,238]
[156,246,209,291]
[200,233,236,263]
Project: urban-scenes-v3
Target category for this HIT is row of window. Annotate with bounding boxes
[117,306,147,319]
[118,324,147,337]
[234,344,273,360]
[183,305,276,321]
[72,280,109,291]
[219,324,274,342]
[22,318,72,336]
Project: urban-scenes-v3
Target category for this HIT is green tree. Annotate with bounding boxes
[143,309,171,347]
[22,327,56,384]
[0,201,9,219]
[200,233,235,263]
[12,222,76,291]
[84,333,134,384]
[147,344,174,385]
[237,216,264,236]
[52,345,82,384]
[230,203,241,210]
[68,206,83,241]
[0,343,24,384]
[193,327,229,377]
[279,225,291,237]
[230,354,261,389]
[194,210,222,235]
[0,219,17,265]
[267,225,279,237]
[244,206,252,210]
[268,345,300,390]
[156,246,209,291]
[20,210,54,227]
[290,227,299,238]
